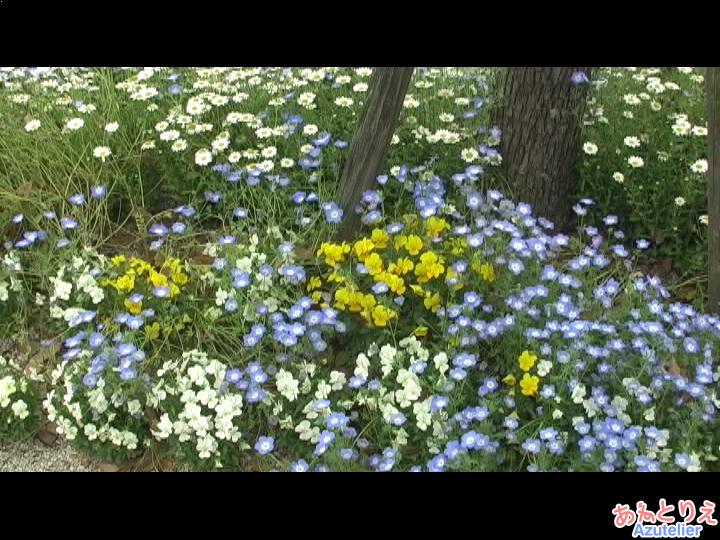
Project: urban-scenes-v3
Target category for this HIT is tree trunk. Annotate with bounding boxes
[336,67,415,241]
[495,67,592,231]
[707,67,720,314]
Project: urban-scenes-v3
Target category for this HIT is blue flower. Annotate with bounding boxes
[290,459,309,472]
[427,455,446,472]
[60,217,77,230]
[68,193,85,205]
[325,412,349,429]
[254,436,274,454]
[91,185,107,199]
[521,438,541,454]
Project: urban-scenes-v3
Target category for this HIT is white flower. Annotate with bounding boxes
[105,122,119,133]
[700,215,709,226]
[627,156,644,168]
[623,136,641,148]
[65,118,84,130]
[461,148,479,162]
[276,369,299,402]
[675,197,686,207]
[334,96,354,107]
[194,149,213,166]
[25,119,41,132]
[536,360,553,377]
[690,159,708,174]
[93,146,112,162]
[11,399,29,419]
[303,124,318,136]
[613,172,625,183]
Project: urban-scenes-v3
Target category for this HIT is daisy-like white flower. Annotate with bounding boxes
[623,136,641,148]
[195,149,213,166]
[334,96,354,107]
[613,172,625,183]
[93,146,112,162]
[105,122,119,133]
[461,148,479,162]
[171,139,187,152]
[690,159,708,174]
[261,146,277,158]
[353,83,368,92]
[582,142,598,155]
[25,119,41,132]
[303,124,318,136]
[628,156,644,168]
[66,118,84,130]
[699,215,708,225]
[675,197,686,207]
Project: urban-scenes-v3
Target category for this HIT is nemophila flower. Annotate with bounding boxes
[68,193,85,205]
[204,191,222,203]
[522,439,542,454]
[429,395,448,411]
[571,70,589,84]
[427,455,446,472]
[255,436,274,454]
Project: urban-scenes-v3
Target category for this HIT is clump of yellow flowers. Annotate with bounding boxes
[503,350,540,397]
[102,255,189,300]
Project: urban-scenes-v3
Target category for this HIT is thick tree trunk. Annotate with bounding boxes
[495,67,591,231]
[336,67,414,241]
[707,67,720,314]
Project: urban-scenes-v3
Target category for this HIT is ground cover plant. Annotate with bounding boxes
[1,66,718,472]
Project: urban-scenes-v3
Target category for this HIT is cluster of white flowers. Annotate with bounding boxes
[44,356,143,452]
[149,350,249,466]
[0,356,36,436]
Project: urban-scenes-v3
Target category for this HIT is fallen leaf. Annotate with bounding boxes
[664,357,688,378]
[294,244,316,260]
[97,463,121,473]
[16,182,33,197]
[36,430,59,446]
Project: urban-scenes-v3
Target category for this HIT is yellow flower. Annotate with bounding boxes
[371,305,395,326]
[410,284,425,296]
[307,276,322,292]
[349,292,365,312]
[334,288,351,310]
[110,255,127,266]
[161,326,173,338]
[169,283,180,297]
[317,242,350,266]
[518,350,537,372]
[519,373,540,396]
[311,291,323,304]
[385,274,406,295]
[394,235,408,250]
[426,216,450,238]
[424,292,441,312]
[115,274,135,292]
[172,271,188,285]
[388,257,414,275]
[148,271,168,287]
[502,374,517,386]
[327,271,344,283]
[405,235,423,256]
[145,322,160,340]
[130,258,152,275]
[364,253,384,276]
[480,263,495,282]
[414,251,445,283]
[448,237,467,255]
[370,228,389,249]
[353,238,375,262]
[124,298,143,315]
[414,326,429,337]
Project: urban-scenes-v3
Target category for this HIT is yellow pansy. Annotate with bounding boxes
[423,292,441,312]
[307,276,322,292]
[130,257,152,276]
[502,374,517,386]
[115,274,135,292]
[414,251,445,283]
[405,235,423,256]
[110,255,127,266]
[364,253,383,276]
[353,238,375,262]
[145,322,160,340]
[371,305,395,326]
[311,291,323,304]
[518,350,537,372]
[124,298,143,315]
[334,288,351,310]
[317,242,350,266]
[394,235,408,250]
[370,228,389,249]
[348,291,365,312]
[426,216,450,238]
[519,373,540,396]
[388,257,414,275]
[327,271,344,283]
[480,263,495,282]
[149,271,168,287]
[414,326,429,337]
[172,271,188,285]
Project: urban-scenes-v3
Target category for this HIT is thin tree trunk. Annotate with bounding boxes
[336,67,414,241]
[495,67,591,231]
[707,67,720,314]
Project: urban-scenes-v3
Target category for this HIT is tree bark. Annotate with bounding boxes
[707,67,720,314]
[336,67,415,241]
[495,67,591,231]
